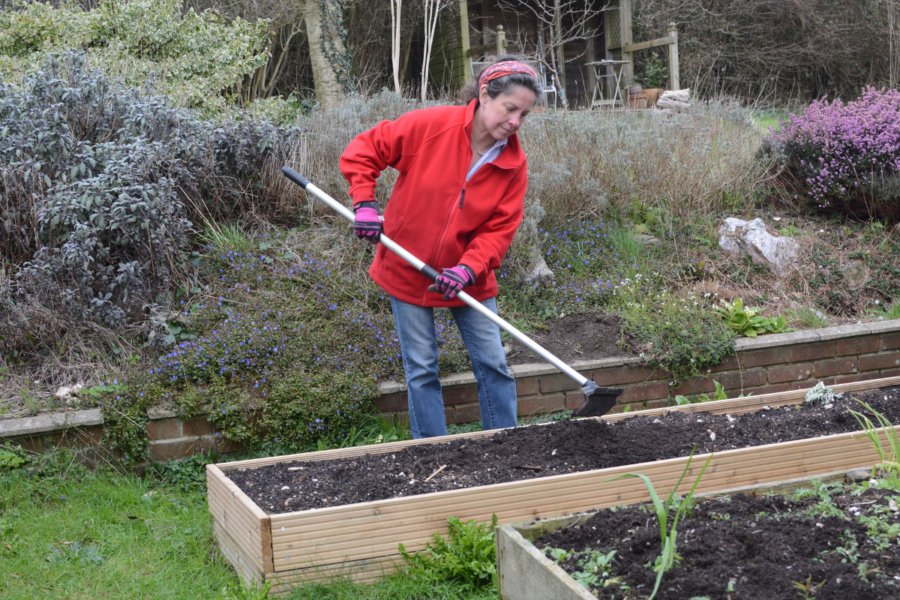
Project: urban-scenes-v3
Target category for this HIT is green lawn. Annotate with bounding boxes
[0,452,498,600]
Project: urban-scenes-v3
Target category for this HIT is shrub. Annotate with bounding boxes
[610,277,736,382]
[0,52,298,351]
[765,87,900,221]
[0,0,269,108]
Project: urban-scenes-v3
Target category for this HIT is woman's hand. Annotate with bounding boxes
[428,265,476,300]
[353,203,382,244]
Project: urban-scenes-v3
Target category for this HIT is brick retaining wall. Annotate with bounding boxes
[2,321,899,464]
[375,320,900,424]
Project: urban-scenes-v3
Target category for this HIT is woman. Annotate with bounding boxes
[340,57,542,439]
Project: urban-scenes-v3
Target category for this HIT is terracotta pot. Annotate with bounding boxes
[628,93,648,109]
[626,84,643,96]
[644,88,662,106]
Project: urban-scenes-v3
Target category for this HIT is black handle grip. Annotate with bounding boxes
[281,166,309,189]
[421,265,441,282]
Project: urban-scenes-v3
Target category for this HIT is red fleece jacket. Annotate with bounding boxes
[340,100,527,307]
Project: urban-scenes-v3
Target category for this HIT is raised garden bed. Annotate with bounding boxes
[501,472,900,599]
[207,375,900,594]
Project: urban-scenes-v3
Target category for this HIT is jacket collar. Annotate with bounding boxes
[464,99,526,171]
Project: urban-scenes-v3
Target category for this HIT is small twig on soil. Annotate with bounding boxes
[424,464,447,483]
[513,465,542,471]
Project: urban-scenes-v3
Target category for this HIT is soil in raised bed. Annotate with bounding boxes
[505,312,635,366]
[227,385,900,514]
[533,483,900,599]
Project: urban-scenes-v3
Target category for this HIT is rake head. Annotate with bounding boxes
[573,381,624,418]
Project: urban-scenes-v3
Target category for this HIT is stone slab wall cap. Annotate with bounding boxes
[0,408,103,438]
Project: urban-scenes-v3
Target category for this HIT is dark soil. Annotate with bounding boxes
[227,386,900,514]
[505,312,634,366]
[534,486,900,599]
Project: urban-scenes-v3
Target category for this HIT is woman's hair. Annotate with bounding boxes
[459,55,543,104]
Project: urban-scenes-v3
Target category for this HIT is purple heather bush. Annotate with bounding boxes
[766,87,900,221]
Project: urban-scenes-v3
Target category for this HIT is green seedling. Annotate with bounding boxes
[715,298,794,338]
[849,400,900,479]
[608,447,714,600]
[792,575,824,600]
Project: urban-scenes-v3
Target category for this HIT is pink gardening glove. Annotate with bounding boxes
[353,204,381,244]
[428,265,476,300]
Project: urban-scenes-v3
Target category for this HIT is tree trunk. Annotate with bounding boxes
[553,0,566,97]
[302,0,347,110]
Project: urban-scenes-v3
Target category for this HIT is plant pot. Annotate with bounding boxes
[626,84,642,96]
[643,88,663,106]
[627,93,648,109]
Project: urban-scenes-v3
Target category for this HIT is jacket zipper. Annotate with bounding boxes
[459,187,466,209]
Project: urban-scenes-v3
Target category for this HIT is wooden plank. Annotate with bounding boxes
[207,465,266,573]
[266,428,888,570]
[621,35,675,53]
[265,555,401,596]
[497,525,596,600]
[213,517,262,588]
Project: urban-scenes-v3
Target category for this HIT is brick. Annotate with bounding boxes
[518,394,566,417]
[644,366,671,381]
[815,357,858,378]
[443,384,479,406]
[717,369,767,390]
[709,354,741,373]
[834,373,882,385]
[146,418,181,441]
[515,377,541,397]
[836,336,880,356]
[17,436,45,453]
[643,399,670,410]
[791,342,836,362]
[673,377,717,397]
[56,428,103,449]
[768,363,814,384]
[149,439,201,462]
[592,365,644,386]
[859,352,900,372]
[748,384,791,396]
[375,392,408,413]
[182,417,215,437]
[619,382,669,404]
[882,368,900,378]
[882,333,900,351]
[453,403,482,424]
[539,373,583,394]
[791,381,821,391]
[565,391,583,410]
[740,347,791,369]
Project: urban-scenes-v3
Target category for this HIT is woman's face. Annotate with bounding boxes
[478,84,537,142]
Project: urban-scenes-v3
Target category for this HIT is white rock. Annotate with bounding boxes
[281,486,290,491]
[54,383,84,399]
[524,251,555,284]
[717,218,799,275]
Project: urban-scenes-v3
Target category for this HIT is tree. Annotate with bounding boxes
[499,0,605,110]
[420,0,452,101]
[301,0,351,109]
[390,0,403,92]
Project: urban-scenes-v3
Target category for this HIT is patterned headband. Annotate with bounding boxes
[478,61,538,86]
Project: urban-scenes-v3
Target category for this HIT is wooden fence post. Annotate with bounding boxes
[667,22,679,91]
[460,0,473,86]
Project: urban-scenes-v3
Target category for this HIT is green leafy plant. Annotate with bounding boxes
[0,445,27,472]
[609,448,714,600]
[804,382,841,406]
[548,547,618,590]
[215,579,272,600]
[716,299,794,337]
[675,380,732,406]
[399,515,498,590]
[46,542,105,566]
[849,400,900,479]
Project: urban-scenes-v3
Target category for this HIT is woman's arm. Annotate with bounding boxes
[458,165,527,281]
[340,111,423,206]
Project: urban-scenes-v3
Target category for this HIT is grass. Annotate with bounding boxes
[0,452,499,600]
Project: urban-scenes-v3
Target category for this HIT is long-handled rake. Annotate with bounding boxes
[281,167,623,418]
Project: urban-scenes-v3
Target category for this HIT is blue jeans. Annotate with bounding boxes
[389,295,517,438]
